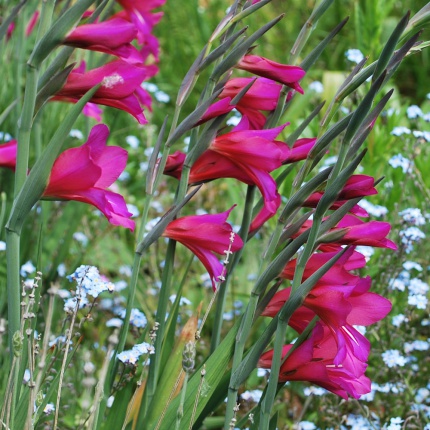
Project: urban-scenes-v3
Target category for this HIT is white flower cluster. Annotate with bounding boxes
[117,341,155,365]
[63,265,115,313]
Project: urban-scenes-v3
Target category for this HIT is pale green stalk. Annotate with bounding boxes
[211,186,256,352]
[175,374,189,430]
[259,319,287,429]
[142,240,177,416]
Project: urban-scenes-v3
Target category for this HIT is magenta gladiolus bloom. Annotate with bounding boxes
[303,175,378,217]
[236,55,306,93]
[43,124,135,230]
[259,323,372,399]
[164,125,289,231]
[162,207,243,289]
[294,214,397,250]
[64,18,143,64]
[116,0,165,60]
[0,140,17,170]
[281,247,367,286]
[219,77,283,129]
[26,11,40,37]
[263,280,391,363]
[53,60,157,124]
[282,138,317,164]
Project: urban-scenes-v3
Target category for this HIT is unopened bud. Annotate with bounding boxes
[182,341,196,374]
[13,331,24,357]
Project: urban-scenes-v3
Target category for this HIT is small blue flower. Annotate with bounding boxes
[345,49,364,64]
[381,349,407,368]
[309,81,324,93]
[126,204,140,218]
[116,308,147,328]
[388,154,412,173]
[358,199,388,217]
[403,261,423,271]
[385,417,403,430]
[125,135,140,149]
[106,318,123,328]
[406,105,423,119]
[408,278,429,295]
[169,294,192,306]
[73,232,88,246]
[408,293,428,309]
[296,421,316,430]
[20,261,36,277]
[392,314,408,327]
[391,126,411,136]
[404,340,429,353]
[412,130,430,142]
[240,389,263,403]
[154,90,170,103]
[69,129,83,139]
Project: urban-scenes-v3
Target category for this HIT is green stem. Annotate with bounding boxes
[259,319,287,429]
[212,185,255,352]
[175,373,189,430]
[223,292,258,430]
[36,0,56,39]
[97,251,143,429]
[143,239,177,416]
[6,229,21,359]
[291,213,322,292]
[15,64,38,196]
[116,252,142,354]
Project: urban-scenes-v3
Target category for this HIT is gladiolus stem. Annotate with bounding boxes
[145,240,177,413]
[259,319,288,429]
[212,186,256,353]
[15,64,38,196]
[4,229,20,429]
[5,230,20,360]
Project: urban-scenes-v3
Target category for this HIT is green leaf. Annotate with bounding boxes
[300,17,349,71]
[155,318,242,429]
[291,0,335,63]
[106,383,134,430]
[30,0,97,67]
[400,3,430,43]
[373,11,410,82]
[211,14,284,81]
[167,90,222,147]
[35,63,75,113]
[199,27,248,72]
[285,102,325,147]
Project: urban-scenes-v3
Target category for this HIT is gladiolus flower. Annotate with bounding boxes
[43,124,135,230]
[162,207,243,289]
[293,214,397,250]
[303,175,378,217]
[258,323,372,399]
[53,60,156,124]
[164,124,289,232]
[219,77,284,129]
[64,18,143,64]
[0,140,17,170]
[281,247,367,286]
[116,0,165,60]
[83,102,103,122]
[236,55,306,93]
[282,138,317,164]
[263,281,391,361]
[25,11,40,37]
